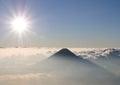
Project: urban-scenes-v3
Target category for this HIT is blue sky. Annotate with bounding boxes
[0,0,120,47]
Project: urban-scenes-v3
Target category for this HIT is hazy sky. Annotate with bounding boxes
[0,0,120,48]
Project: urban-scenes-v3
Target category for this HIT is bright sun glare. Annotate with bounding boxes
[11,17,28,34]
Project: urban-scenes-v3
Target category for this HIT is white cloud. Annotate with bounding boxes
[73,48,120,59]
[0,73,53,81]
[0,48,56,58]
[0,48,120,85]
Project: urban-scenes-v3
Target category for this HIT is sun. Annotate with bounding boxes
[11,16,29,34]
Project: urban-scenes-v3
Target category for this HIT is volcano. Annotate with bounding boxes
[49,48,83,60]
[33,48,118,85]
[48,48,96,66]
[51,48,77,58]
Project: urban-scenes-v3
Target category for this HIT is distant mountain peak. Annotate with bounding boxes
[50,48,78,59]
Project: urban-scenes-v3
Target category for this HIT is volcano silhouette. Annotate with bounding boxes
[51,48,77,58]
[49,48,83,60]
[35,48,114,73]
[48,48,96,66]
[33,48,118,85]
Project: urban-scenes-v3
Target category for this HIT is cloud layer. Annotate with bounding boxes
[0,48,120,85]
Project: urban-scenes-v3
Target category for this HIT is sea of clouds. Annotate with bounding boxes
[0,48,120,85]
[1,47,119,59]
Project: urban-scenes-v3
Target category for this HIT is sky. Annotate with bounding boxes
[0,0,120,48]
